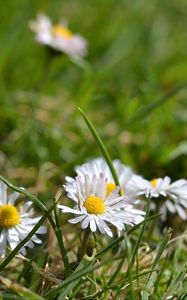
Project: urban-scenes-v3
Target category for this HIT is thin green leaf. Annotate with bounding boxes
[78,107,120,187]
[0,276,45,300]
[57,255,92,300]
[44,255,122,299]
[142,228,172,298]
[130,196,151,267]
[53,198,71,276]
[127,81,187,125]
[95,214,160,259]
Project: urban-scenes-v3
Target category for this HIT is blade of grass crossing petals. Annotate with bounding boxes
[78,107,120,187]
[0,203,55,272]
[0,176,71,277]
[0,176,50,212]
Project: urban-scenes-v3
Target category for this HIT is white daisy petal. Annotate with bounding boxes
[69,215,86,224]
[8,192,20,205]
[81,216,90,229]
[0,183,46,257]
[89,218,97,232]
[0,182,7,205]
[175,204,186,220]
[61,165,145,237]
[58,205,83,215]
[0,229,8,257]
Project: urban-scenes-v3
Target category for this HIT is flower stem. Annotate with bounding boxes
[53,199,71,277]
[146,200,161,240]
[78,228,91,261]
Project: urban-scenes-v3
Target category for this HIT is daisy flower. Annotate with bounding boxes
[29,13,88,58]
[58,173,145,237]
[126,175,187,220]
[0,182,46,257]
[65,157,135,201]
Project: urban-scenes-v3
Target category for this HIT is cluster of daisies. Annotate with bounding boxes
[29,13,88,58]
[58,157,187,237]
[0,157,187,257]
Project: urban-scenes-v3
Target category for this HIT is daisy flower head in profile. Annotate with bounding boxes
[65,157,135,202]
[29,13,88,58]
[0,181,46,257]
[58,173,145,237]
[126,175,187,220]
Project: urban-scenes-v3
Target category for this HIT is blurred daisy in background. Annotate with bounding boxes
[58,173,145,237]
[29,13,88,58]
[126,175,187,220]
[0,182,46,257]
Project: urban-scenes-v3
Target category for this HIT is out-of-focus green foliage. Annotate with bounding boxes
[0,0,187,195]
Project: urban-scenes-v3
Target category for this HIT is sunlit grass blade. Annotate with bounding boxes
[0,275,45,300]
[78,107,120,187]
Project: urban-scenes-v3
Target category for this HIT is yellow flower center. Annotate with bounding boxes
[0,205,20,228]
[106,182,125,196]
[150,178,158,187]
[106,182,116,196]
[84,195,105,215]
[52,25,73,40]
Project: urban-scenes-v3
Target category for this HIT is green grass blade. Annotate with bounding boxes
[142,228,172,298]
[78,107,120,187]
[130,196,151,267]
[57,255,92,299]
[0,276,45,300]
[127,81,187,125]
[95,214,159,259]
[0,176,49,212]
[44,255,122,299]
[53,198,71,277]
